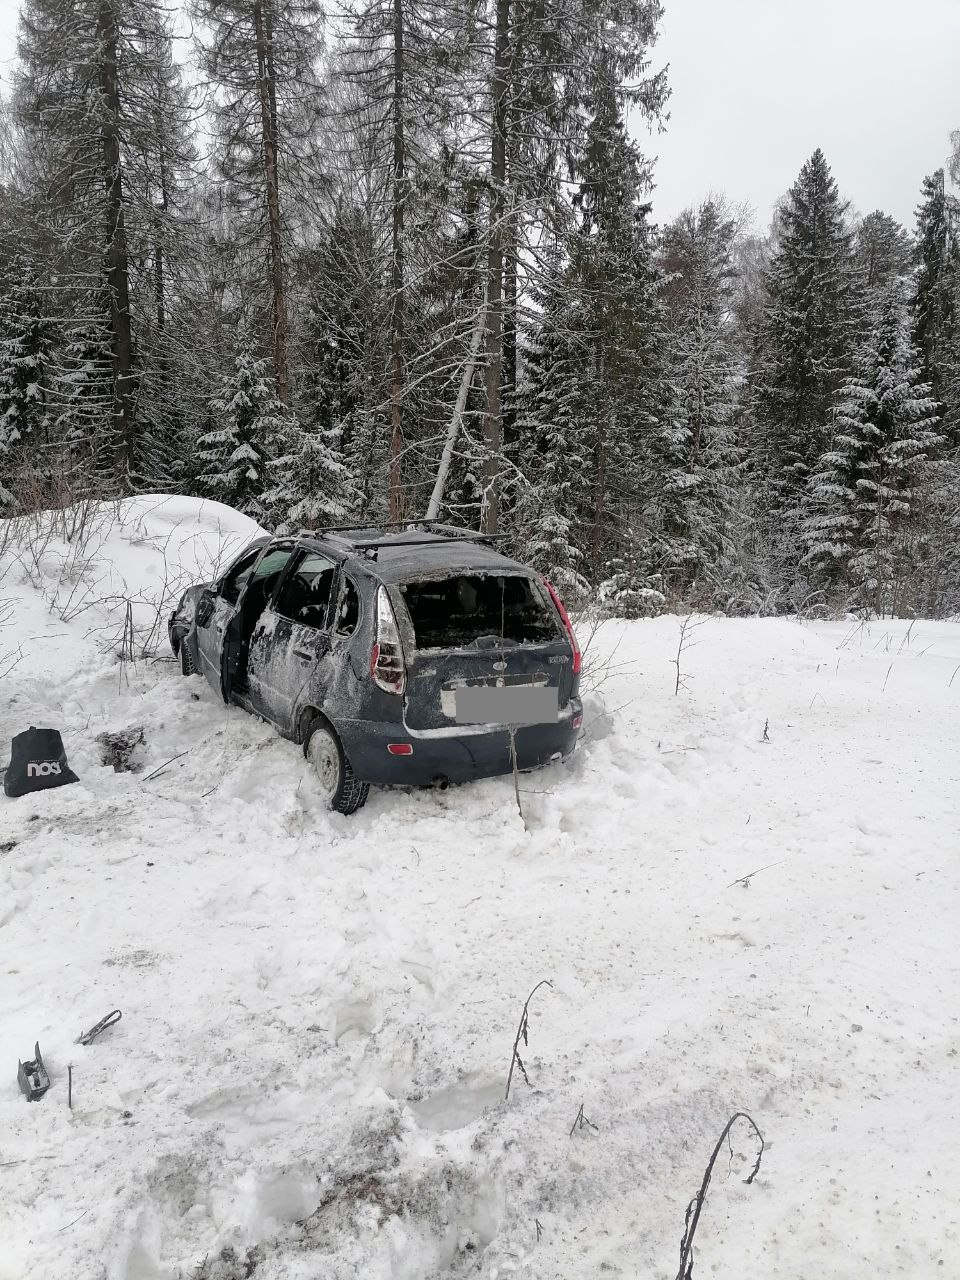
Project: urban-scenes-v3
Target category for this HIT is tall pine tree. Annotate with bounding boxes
[517,69,670,613]
[803,280,942,614]
[855,211,913,294]
[913,170,960,445]
[515,254,591,603]
[12,0,197,485]
[660,199,743,606]
[750,149,858,599]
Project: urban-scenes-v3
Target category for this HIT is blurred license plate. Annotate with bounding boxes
[455,684,558,726]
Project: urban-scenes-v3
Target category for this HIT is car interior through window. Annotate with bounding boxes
[274,551,336,629]
[399,574,560,649]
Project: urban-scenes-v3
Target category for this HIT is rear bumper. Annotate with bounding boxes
[336,701,582,786]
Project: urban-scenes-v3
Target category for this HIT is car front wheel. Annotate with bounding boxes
[305,719,369,815]
[179,637,197,676]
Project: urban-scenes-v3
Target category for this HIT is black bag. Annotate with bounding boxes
[4,727,79,798]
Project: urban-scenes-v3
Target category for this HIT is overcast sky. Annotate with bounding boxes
[0,0,957,234]
[643,0,960,232]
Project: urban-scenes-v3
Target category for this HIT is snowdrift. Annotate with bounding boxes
[0,494,263,675]
[1,497,959,1279]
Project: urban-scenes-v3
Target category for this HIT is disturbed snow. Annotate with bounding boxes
[0,496,958,1280]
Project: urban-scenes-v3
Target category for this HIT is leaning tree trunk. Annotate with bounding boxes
[97,0,136,482]
[481,0,511,535]
[253,0,290,406]
[387,0,406,520]
[425,301,487,520]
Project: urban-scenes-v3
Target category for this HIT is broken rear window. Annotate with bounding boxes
[399,574,560,649]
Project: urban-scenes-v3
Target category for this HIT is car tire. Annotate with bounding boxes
[179,638,197,676]
[305,718,369,815]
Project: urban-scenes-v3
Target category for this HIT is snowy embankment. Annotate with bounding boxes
[1,497,958,1280]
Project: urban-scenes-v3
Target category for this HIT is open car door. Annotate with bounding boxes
[194,543,297,703]
[194,545,263,697]
[245,549,340,732]
[218,545,297,703]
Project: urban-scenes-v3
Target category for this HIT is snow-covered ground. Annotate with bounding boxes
[1,497,958,1280]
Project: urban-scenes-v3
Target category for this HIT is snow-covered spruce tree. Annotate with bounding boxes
[852,209,915,390]
[148,183,259,498]
[265,331,358,531]
[198,351,281,522]
[514,259,591,604]
[913,170,960,445]
[855,211,913,295]
[0,257,58,507]
[13,0,196,484]
[749,149,859,601]
[295,202,392,520]
[127,23,202,491]
[265,419,355,532]
[659,199,744,607]
[515,68,670,612]
[53,310,116,489]
[803,280,942,615]
[475,0,667,535]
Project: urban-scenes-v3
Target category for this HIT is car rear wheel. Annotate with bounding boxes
[305,719,369,815]
[179,638,197,676]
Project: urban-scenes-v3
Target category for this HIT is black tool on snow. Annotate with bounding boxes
[18,1043,51,1101]
[77,1009,122,1046]
[3,727,79,799]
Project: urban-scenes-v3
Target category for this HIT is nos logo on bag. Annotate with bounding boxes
[5,726,79,798]
[27,760,62,777]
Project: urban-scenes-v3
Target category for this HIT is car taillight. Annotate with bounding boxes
[371,585,406,695]
[543,578,582,675]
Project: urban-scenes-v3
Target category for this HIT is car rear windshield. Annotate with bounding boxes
[398,574,560,649]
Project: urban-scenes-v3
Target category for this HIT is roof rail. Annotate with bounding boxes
[304,520,506,551]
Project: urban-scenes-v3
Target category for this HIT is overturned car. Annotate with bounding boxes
[168,523,582,813]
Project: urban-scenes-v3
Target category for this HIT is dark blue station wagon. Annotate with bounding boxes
[169,523,582,813]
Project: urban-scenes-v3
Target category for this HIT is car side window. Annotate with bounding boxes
[219,548,262,606]
[275,552,337,629]
[248,547,294,588]
[239,547,297,623]
[335,576,360,636]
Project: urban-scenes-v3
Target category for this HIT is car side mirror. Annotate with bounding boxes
[196,590,217,627]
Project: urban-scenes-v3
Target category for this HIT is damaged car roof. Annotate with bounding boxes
[302,530,531,582]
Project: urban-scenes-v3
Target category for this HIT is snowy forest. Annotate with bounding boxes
[0,0,958,619]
